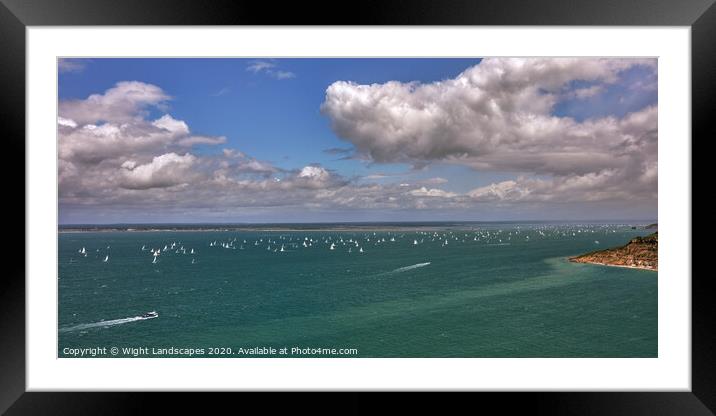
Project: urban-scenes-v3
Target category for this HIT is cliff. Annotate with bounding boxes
[569,232,658,271]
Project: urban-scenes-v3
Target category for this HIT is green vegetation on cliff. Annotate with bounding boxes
[570,232,657,271]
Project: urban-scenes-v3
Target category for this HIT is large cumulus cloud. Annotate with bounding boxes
[321,58,657,203]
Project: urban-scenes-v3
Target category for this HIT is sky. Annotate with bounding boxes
[57,58,657,224]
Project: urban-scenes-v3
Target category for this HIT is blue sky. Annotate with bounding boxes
[58,58,658,223]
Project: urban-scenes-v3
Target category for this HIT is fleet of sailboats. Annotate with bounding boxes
[68,225,625,266]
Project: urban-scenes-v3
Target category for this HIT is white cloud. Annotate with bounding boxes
[321,58,657,204]
[59,81,170,125]
[120,152,198,190]
[152,114,189,136]
[246,60,276,73]
[298,166,330,180]
[273,70,296,80]
[58,115,224,165]
[422,177,448,185]
[120,160,137,170]
[246,60,296,80]
[235,159,278,175]
[176,135,227,147]
[58,86,225,167]
[322,58,655,167]
[58,58,87,73]
[571,85,604,99]
[468,180,524,201]
[408,187,457,198]
[58,82,231,203]
[467,167,656,203]
[58,82,353,213]
[57,117,77,128]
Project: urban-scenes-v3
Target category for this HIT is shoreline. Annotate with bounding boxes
[568,258,657,272]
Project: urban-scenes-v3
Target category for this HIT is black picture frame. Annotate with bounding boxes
[1,0,709,413]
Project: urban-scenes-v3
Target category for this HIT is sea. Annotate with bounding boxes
[58,222,657,358]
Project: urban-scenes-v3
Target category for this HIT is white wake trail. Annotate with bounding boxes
[60,314,157,333]
[389,262,431,273]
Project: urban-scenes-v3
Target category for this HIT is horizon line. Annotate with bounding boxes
[59,219,658,227]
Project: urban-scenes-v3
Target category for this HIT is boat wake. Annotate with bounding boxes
[389,262,431,273]
[60,312,158,333]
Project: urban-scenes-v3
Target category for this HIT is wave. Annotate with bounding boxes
[389,262,431,273]
[59,313,157,333]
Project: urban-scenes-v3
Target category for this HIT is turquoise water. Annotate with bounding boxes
[58,223,657,357]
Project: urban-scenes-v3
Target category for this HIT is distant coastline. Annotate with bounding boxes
[58,221,658,234]
[58,226,450,233]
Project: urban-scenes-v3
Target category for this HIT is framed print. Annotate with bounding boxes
[2,0,711,413]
